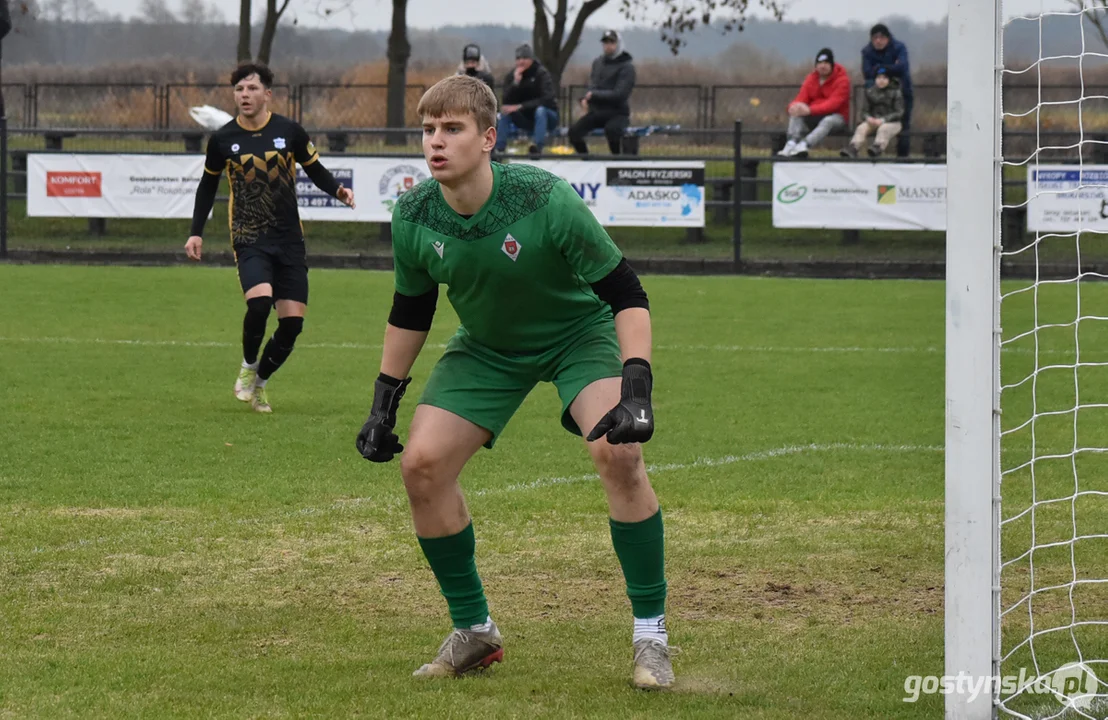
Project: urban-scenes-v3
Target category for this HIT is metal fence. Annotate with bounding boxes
[3,121,1104,269]
[4,81,1097,134]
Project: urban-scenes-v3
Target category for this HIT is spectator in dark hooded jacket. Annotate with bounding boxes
[862,23,913,157]
[569,29,636,155]
[496,44,559,156]
[457,43,495,92]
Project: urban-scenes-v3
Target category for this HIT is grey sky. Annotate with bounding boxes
[96,0,1074,32]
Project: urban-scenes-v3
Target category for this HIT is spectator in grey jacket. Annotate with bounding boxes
[841,66,904,157]
[496,44,559,156]
[569,30,636,155]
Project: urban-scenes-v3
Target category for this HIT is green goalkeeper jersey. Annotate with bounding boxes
[391,162,624,353]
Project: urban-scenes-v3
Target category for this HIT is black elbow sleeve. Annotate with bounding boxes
[388,288,439,331]
[590,259,649,314]
[190,172,220,237]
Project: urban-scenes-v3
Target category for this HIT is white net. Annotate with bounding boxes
[999,3,1108,718]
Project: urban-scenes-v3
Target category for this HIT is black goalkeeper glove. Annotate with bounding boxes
[586,358,654,444]
[356,373,412,463]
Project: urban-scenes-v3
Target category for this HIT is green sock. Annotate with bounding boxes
[609,509,667,618]
[417,522,490,629]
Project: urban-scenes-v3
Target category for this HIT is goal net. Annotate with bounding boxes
[948,1,1108,718]
[998,3,1108,718]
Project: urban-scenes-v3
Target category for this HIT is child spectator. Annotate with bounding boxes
[841,66,904,158]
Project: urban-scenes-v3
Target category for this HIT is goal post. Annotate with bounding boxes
[945,0,1002,718]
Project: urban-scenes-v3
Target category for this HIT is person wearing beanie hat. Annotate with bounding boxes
[496,43,559,156]
[862,22,913,156]
[569,29,636,155]
[456,43,495,91]
[778,46,851,158]
[841,64,905,158]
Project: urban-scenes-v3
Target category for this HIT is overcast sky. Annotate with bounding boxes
[96,0,1076,32]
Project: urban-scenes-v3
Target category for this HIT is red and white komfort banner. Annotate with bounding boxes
[28,154,206,218]
[46,171,103,198]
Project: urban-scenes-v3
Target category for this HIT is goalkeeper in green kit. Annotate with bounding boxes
[355,74,673,689]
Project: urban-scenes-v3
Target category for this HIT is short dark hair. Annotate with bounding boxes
[230,62,274,88]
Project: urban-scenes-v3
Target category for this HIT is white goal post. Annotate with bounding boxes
[945,1,1003,718]
[947,1,1108,718]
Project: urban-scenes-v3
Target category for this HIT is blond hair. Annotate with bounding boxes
[417,75,498,132]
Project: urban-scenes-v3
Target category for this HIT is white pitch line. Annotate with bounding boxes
[473,442,944,497]
[0,336,939,352]
[273,442,945,520]
[0,336,1092,357]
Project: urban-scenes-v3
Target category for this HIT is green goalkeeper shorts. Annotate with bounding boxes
[418,322,623,449]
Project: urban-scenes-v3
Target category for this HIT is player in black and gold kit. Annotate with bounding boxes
[186,63,354,412]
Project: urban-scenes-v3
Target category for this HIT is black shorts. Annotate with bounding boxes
[234,243,309,304]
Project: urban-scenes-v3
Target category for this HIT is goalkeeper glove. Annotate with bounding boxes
[356,373,412,463]
[586,358,654,445]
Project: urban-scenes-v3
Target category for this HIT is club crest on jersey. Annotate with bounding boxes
[502,234,521,262]
[432,241,444,258]
[231,143,240,153]
[273,137,286,150]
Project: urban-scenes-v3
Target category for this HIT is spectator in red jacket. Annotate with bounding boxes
[778,48,851,158]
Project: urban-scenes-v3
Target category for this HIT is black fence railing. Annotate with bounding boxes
[4,81,1100,134]
[4,121,1106,269]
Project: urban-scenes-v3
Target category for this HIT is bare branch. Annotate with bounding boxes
[531,0,784,87]
[1073,0,1108,50]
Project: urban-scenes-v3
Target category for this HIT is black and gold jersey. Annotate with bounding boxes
[203,113,319,247]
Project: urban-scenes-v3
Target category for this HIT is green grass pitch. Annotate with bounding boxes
[1,263,1103,718]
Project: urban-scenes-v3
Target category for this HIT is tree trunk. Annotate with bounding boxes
[385,0,410,145]
[256,0,288,64]
[532,0,605,118]
[236,0,251,61]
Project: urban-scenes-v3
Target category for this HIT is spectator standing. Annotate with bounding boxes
[841,66,903,158]
[862,23,913,157]
[457,43,496,92]
[778,48,851,158]
[496,44,559,157]
[569,30,636,155]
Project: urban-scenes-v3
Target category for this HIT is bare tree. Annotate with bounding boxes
[179,0,223,25]
[534,0,785,88]
[237,0,348,64]
[40,0,106,22]
[237,0,251,60]
[3,0,37,34]
[138,0,177,23]
[255,0,292,63]
[385,0,410,143]
[1073,0,1108,48]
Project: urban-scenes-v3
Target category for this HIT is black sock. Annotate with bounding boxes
[242,296,272,366]
[257,316,304,380]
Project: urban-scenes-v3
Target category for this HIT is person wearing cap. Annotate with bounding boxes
[569,30,636,155]
[862,23,913,157]
[841,66,904,158]
[457,43,496,92]
[496,43,559,157]
[778,48,851,158]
